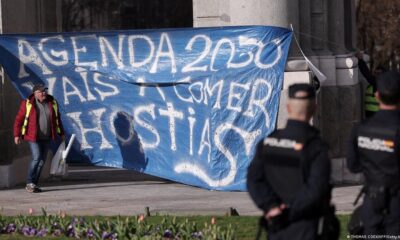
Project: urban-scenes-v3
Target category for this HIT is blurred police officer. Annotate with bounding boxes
[247,84,332,240]
[347,70,400,236]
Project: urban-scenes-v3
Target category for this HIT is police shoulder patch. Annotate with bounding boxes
[264,137,303,151]
[357,136,394,153]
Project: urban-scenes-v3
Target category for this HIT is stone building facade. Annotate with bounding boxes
[0,0,62,187]
[0,0,361,187]
[192,0,361,183]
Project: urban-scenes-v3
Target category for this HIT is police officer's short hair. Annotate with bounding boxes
[288,84,316,99]
[376,70,400,105]
[288,84,316,117]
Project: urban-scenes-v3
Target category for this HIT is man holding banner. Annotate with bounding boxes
[356,52,386,118]
[14,84,64,193]
[247,84,335,240]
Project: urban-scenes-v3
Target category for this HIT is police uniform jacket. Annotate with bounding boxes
[347,110,400,187]
[247,120,331,222]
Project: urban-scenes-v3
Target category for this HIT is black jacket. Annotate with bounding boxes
[247,120,331,221]
[358,58,377,91]
[346,110,400,185]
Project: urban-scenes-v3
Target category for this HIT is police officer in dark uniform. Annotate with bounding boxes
[247,84,332,240]
[347,70,400,236]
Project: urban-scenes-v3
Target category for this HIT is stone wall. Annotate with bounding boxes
[0,0,363,187]
[319,57,362,183]
[193,0,362,184]
[0,0,61,188]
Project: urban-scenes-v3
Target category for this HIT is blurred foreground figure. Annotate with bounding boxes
[248,84,337,240]
[347,71,400,236]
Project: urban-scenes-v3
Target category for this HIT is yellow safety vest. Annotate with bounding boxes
[21,99,61,136]
[364,85,379,112]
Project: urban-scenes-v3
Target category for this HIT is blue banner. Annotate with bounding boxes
[0,26,292,191]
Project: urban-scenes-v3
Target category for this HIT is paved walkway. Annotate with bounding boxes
[0,166,361,216]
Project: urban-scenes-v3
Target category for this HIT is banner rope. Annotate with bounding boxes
[290,24,327,84]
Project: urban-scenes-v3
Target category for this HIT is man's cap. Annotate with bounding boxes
[376,70,400,98]
[288,83,316,99]
[32,84,48,93]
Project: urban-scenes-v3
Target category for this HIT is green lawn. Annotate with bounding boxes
[0,214,351,239]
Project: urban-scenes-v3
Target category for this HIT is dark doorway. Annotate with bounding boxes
[62,0,193,31]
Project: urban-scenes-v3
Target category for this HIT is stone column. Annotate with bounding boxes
[344,0,357,52]
[194,0,298,27]
[310,0,336,88]
[327,0,361,184]
[335,56,362,184]
[309,0,336,87]
[193,0,228,27]
[307,0,337,154]
[299,0,317,56]
[193,0,312,129]
[328,0,346,55]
